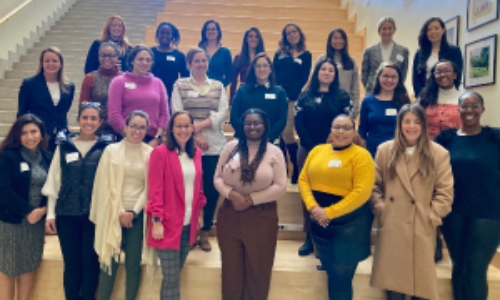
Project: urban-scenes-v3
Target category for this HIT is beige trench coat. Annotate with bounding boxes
[370,141,454,300]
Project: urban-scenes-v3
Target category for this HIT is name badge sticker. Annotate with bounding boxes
[315,97,322,104]
[20,162,30,172]
[125,82,136,89]
[336,63,343,69]
[166,56,176,62]
[328,160,342,168]
[294,58,302,65]
[66,152,79,163]
[188,91,199,98]
[265,93,276,100]
[385,108,397,116]
[396,54,404,62]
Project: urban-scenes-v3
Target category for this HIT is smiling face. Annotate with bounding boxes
[426,20,445,45]
[378,67,399,93]
[42,51,61,78]
[254,57,271,84]
[330,116,356,148]
[131,50,152,76]
[401,112,422,146]
[330,31,345,51]
[124,116,148,144]
[378,21,396,43]
[172,113,193,147]
[188,51,209,77]
[285,25,300,46]
[99,46,119,70]
[318,62,335,86]
[434,62,457,89]
[459,93,484,128]
[21,123,42,152]
[157,25,173,47]
[205,22,219,42]
[109,18,124,39]
[243,113,265,141]
[247,30,259,50]
[78,108,102,136]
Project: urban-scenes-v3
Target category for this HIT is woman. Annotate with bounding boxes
[198,20,232,87]
[18,47,75,152]
[435,92,500,300]
[214,108,287,300]
[171,47,228,251]
[359,62,411,157]
[295,57,352,256]
[273,23,312,184]
[80,42,121,139]
[0,114,51,300]
[371,104,453,300]
[230,27,266,102]
[412,17,463,97]
[108,45,169,146]
[151,22,190,100]
[84,15,132,74]
[361,17,409,95]
[147,111,206,300]
[42,103,108,300]
[230,52,287,143]
[90,110,155,300]
[316,28,360,118]
[298,114,375,300]
[418,59,462,140]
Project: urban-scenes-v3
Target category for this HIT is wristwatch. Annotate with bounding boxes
[156,134,163,142]
[153,216,161,223]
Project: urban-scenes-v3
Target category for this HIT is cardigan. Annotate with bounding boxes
[150,47,190,99]
[18,74,75,136]
[0,148,52,224]
[84,39,131,74]
[229,54,251,101]
[146,146,206,250]
[230,84,288,142]
[273,50,312,101]
[203,46,232,87]
[412,45,463,97]
[107,72,169,137]
[298,143,375,219]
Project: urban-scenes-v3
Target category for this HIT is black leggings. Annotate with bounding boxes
[441,213,500,300]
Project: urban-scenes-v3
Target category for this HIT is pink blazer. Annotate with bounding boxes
[146,145,206,250]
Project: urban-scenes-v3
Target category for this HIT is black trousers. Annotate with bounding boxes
[201,155,220,231]
[441,213,500,300]
[56,215,100,300]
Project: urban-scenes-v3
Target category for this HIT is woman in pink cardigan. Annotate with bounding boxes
[146,110,206,300]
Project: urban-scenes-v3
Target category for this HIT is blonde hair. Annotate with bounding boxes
[99,15,131,53]
[36,47,70,93]
[377,16,397,31]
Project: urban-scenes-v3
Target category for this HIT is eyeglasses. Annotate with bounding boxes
[206,28,218,32]
[81,101,101,108]
[380,75,398,80]
[255,64,270,69]
[434,69,453,76]
[99,54,118,59]
[243,121,264,128]
[174,125,192,130]
[459,104,482,110]
[128,124,148,132]
[331,125,354,131]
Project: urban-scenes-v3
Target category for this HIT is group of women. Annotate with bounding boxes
[0,12,498,300]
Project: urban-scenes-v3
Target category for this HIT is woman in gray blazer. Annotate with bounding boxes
[361,17,409,94]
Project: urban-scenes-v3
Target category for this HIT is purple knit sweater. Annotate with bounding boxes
[108,72,169,137]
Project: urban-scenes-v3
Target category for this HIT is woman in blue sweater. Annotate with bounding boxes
[198,20,232,87]
[358,62,411,157]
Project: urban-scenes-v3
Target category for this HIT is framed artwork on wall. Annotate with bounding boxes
[464,34,497,88]
[467,0,499,31]
[445,16,460,46]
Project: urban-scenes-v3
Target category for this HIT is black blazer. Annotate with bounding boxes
[0,148,52,224]
[412,45,463,97]
[17,74,75,136]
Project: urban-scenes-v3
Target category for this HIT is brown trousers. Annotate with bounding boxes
[216,199,278,300]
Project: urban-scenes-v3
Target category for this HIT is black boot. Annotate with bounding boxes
[286,143,299,184]
[298,232,314,256]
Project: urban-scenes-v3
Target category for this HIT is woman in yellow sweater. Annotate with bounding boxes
[298,114,375,300]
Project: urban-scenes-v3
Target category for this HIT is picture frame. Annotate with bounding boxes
[467,0,499,31]
[464,34,497,88]
[445,16,460,46]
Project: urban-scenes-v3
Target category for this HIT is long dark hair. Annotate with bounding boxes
[245,52,275,87]
[278,23,306,54]
[373,62,411,109]
[0,114,49,152]
[127,45,154,70]
[229,109,270,185]
[419,59,461,108]
[235,27,265,69]
[326,28,353,70]
[416,17,450,76]
[198,20,222,47]
[155,22,181,47]
[166,111,196,158]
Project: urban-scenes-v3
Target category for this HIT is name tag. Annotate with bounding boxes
[166,55,176,62]
[315,97,322,104]
[20,162,30,172]
[125,82,136,89]
[336,63,343,69]
[265,93,276,100]
[233,153,240,161]
[396,54,404,62]
[188,91,199,98]
[328,160,342,168]
[385,108,397,116]
[294,58,302,65]
[66,152,79,163]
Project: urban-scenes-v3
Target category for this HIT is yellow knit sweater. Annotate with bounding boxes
[298,143,375,219]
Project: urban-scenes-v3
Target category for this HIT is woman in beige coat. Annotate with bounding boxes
[370,104,453,300]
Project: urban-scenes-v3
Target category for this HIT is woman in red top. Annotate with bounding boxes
[146,111,206,300]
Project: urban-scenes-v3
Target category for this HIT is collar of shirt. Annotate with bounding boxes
[188,76,212,95]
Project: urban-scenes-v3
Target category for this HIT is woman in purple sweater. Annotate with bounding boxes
[108,45,169,147]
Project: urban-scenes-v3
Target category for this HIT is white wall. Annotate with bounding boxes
[343,0,500,126]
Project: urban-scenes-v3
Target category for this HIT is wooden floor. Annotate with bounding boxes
[32,236,500,300]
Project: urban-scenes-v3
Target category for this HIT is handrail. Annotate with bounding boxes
[0,0,35,26]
